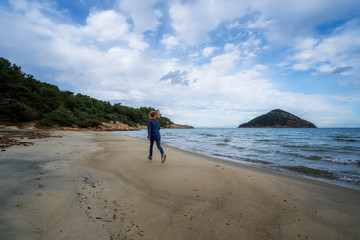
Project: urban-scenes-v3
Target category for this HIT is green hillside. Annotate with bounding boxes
[0,57,173,128]
[238,109,317,128]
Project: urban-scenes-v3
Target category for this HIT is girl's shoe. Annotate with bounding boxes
[148,156,152,160]
[161,154,167,163]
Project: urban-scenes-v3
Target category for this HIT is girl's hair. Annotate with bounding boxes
[149,111,158,117]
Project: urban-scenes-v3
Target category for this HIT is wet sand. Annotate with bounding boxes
[0,130,359,239]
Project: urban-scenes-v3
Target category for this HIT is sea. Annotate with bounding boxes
[111,128,360,190]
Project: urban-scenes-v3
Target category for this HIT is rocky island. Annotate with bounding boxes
[238,109,317,128]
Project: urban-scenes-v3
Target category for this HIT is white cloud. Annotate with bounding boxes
[155,64,345,127]
[244,16,272,29]
[202,47,218,57]
[161,34,179,49]
[202,35,263,74]
[253,0,360,48]
[209,50,239,74]
[126,34,149,51]
[119,0,162,33]
[0,0,359,127]
[169,0,247,45]
[168,0,360,50]
[292,64,309,71]
[83,10,129,42]
[9,0,28,11]
[289,18,360,78]
[293,37,318,51]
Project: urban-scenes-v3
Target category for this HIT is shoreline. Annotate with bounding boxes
[109,130,360,191]
[101,132,360,193]
[2,128,357,191]
[164,139,360,192]
[1,130,359,239]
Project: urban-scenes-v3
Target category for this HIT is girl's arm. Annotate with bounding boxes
[147,121,152,139]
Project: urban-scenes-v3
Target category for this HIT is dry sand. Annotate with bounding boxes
[0,130,359,240]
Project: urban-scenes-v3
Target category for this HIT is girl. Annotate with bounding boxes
[147,111,166,163]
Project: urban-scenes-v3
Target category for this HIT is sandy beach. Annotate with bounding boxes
[0,130,359,240]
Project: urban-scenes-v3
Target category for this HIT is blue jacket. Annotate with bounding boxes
[147,119,161,140]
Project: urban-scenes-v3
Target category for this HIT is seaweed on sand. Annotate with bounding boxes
[282,165,336,180]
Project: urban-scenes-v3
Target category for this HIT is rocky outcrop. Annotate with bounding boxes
[238,109,317,128]
[8,121,193,131]
[166,124,194,129]
[58,121,142,131]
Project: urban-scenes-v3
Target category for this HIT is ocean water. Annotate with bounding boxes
[112,128,360,189]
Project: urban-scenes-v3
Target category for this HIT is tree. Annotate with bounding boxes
[0,57,175,128]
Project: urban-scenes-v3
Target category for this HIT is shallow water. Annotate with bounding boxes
[112,128,360,189]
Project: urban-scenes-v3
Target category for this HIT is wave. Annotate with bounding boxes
[199,133,216,137]
[216,143,228,146]
[283,144,310,148]
[275,151,359,165]
[281,165,336,180]
[306,155,323,161]
[303,148,329,152]
[331,134,359,139]
[231,146,246,150]
[318,157,359,165]
[277,152,327,161]
[213,153,271,165]
[333,138,358,142]
[341,146,360,151]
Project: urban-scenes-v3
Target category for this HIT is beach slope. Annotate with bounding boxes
[0,131,359,239]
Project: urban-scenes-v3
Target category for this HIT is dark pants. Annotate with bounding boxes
[149,139,164,156]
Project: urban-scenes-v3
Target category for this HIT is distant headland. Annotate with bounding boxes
[238,109,317,128]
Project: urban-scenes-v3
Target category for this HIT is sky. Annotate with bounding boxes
[1,0,360,127]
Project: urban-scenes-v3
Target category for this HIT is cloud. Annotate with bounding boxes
[83,10,130,42]
[167,0,360,49]
[253,0,360,48]
[155,64,347,127]
[168,0,247,45]
[0,0,359,127]
[288,18,360,81]
[161,34,179,49]
[119,0,162,33]
[80,9,149,51]
[159,70,190,85]
[202,47,218,57]
[0,2,152,80]
[332,66,353,76]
